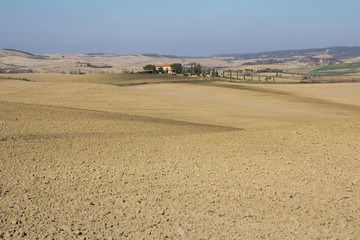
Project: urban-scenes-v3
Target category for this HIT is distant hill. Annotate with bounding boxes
[142,53,180,59]
[0,49,49,59]
[3,49,37,56]
[2,47,360,74]
[3,46,360,60]
[215,46,360,60]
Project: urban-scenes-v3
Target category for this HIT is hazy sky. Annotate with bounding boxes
[1,0,359,56]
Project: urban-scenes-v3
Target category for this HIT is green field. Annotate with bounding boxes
[310,61,360,76]
[312,62,360,72]
[311,71,358,76]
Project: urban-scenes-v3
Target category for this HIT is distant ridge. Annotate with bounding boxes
[215,46,360,60]
[2,46,360,59]
[1,48,49,59]
[2,46,360,74]
[85,53,107,56]
[142,53,180,59]
[3,48,36,56]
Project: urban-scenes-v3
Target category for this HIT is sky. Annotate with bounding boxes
[1,0,360,56]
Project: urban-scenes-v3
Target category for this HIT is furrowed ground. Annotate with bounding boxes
[1,74,359,239]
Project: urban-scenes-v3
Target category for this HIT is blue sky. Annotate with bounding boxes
[1,0,359,56]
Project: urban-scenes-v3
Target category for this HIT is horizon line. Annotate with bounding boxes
[2,45,360,58]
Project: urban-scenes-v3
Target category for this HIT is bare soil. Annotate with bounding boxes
[0,76,359,239]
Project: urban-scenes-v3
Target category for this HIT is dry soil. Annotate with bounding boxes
[0,77,359,239]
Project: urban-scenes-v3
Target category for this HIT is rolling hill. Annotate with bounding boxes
[1,46,360,74]
[215,46,360,60]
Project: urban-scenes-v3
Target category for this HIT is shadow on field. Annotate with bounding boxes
[0,101,242,141]
[190,81,360,115]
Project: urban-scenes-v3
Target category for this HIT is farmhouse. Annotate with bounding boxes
[155,63,172,73]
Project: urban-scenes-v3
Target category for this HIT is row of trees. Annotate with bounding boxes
[143,63,183,74]
[143,63,219,77]
[188,64,202,75]
[0,68,34,73]
[143,64,157,73]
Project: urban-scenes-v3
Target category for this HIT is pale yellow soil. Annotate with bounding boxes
[0,76,359,239]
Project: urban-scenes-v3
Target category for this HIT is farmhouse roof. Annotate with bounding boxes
[155,63,171,67]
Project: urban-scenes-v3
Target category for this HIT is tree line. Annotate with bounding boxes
[143,63,220,77]
[143,63,183,74]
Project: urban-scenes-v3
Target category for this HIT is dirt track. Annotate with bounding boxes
[1,78,359,239]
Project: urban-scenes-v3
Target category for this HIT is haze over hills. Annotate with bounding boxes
[1,46,360,74]
[3,46,360,59]
[215,46,360,60]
